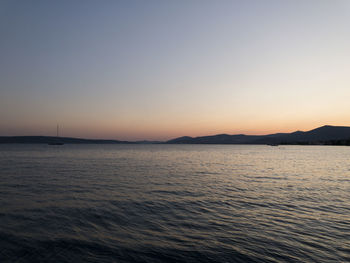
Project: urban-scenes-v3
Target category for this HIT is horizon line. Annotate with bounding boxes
[0,124,347,142]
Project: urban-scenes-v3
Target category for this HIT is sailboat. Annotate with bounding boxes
[48,125,64,145]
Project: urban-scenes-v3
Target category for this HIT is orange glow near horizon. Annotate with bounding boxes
[2,117,349,141]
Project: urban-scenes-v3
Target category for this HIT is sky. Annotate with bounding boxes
[1,0,350,140]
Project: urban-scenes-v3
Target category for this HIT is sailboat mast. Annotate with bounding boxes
[49,124,63,145]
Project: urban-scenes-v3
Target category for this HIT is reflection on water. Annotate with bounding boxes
[0,144,350,262]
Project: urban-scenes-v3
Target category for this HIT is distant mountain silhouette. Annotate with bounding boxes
[167,125,350,145]
[2,125,350,145]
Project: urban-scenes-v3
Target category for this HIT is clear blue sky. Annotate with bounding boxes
[1,0,349,140]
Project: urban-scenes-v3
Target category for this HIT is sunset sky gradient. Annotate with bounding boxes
[1,0,350,140]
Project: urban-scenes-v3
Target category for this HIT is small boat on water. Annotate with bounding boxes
[268,143,279,146]
[48,142,64,145]
[48,125,64,145]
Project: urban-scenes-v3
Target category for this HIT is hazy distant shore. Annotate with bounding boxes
[0,136,132,144]
[1,125,350,146]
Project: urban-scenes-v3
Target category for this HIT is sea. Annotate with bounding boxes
[0,144,349,262]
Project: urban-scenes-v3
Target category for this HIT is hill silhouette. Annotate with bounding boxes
[167,125,350,145]
[1,125,350,145]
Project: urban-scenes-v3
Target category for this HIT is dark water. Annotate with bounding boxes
[0,144,349,262]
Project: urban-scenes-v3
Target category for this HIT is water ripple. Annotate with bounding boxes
[1,144,350,262]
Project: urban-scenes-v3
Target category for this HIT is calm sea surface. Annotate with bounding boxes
[0,144,349,262]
